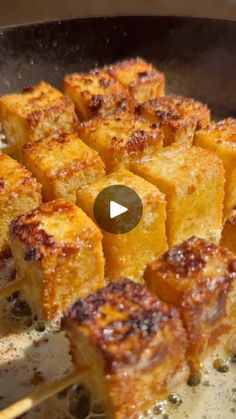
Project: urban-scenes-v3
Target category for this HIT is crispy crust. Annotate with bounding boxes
[195,117,236,218]
[0,82,78,149]
[195,117,236,146]
[21,133,105,202]
[9,199,105,320]
[137,94,210,146]
[145,236,236,365]
[137,94,210,128]
[63,279,186,373]
[22,134,84,177]
[79,114,162,154]
[64,69,132,120]
[131,145,225,246]
[150,236,222,277]
[9,199,102,260]
[0,152,41,196]
[63,279,188,418]
[0,153,42,255]
[107,58,165,103]
[78,113,163,172]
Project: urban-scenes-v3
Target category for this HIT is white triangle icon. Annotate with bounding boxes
[109,201,128,219]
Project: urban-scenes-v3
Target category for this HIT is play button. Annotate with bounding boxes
[110,201,128,219]
[93,185,143,234]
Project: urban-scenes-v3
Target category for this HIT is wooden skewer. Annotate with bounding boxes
[0,278,25,298]
[0,144,17,156]
[0,367,87,419]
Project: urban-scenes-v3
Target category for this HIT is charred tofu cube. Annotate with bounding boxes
[145,237,236,367]
[21,133,105,203]
[62,279,188,418]
[131,145,225,246]
[0,82,78,153]
[0,153,41,256]
[137,94,210,146]
[195,118,236,218]
[221,212,236,253]
[9,200,105,320]
[107,58,165,103]
[77,170,167,281]
[63,69,132,120]
[78,112,163,173]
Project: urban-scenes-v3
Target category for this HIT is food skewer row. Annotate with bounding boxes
[145,236,236,368]
[0,155,227,317]
[1,237,236,419]
[1,59,235,233]
[0,199,105,320]
[0,57,236,418]
[0,279,189,419]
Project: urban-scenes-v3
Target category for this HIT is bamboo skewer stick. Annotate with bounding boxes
[0,278,25,298]
[0,367,87,419]
[3,146,17,155]
[0,144,17,156]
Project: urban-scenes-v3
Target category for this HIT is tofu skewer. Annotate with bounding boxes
[131,145,225,246]
[0,82,78,157]
[144,236,236,368]
[0,153,42,257]
[0,199,105,320]
[0,279,188,419]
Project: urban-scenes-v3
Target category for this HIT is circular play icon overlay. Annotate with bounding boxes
[93,185,143,234]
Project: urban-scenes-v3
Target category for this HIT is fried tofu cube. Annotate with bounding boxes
[63,69,132,120]
[107,58,165,103]
[195,118,236,218]
[0,153,41,256]
[137,94,210,146]
[221,212,236,253]
[77,170,167,281]
[21,133,105,203]
[9,200,105,320]
[78,112,163,173]
[62,279,188,418]
[144,237,236,367]
[131,145,225,246]
[0,82,78,153]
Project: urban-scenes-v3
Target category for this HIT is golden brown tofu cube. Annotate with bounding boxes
[195,118,236,218]
[221,212,236,253]
[145,236,236,367]
[78,112,163,173]
[137,94,210,146]
[9,199,105,320]
[62,279,188,418]
[63,69,132,120]
[21,133,105,203]
[107,58,165,103]
[77,170,167,281]
[131,145,225,246]
[0,82,78,154]
[0,153,41,256]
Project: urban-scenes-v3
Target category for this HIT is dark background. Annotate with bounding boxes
[0,0,236,27]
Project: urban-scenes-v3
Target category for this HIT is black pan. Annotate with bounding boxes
[1,16,236,418]
[0,16,236,119]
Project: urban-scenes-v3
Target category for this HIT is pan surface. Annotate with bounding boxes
[0,16,236,419]
[0,16,236,118]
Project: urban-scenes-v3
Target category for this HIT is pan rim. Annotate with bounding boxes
[0,14,236,33]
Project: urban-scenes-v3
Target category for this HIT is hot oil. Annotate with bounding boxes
[0,259,235,418]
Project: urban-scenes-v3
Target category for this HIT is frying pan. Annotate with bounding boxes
[0,16,236,119]
[0,15,236,419]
